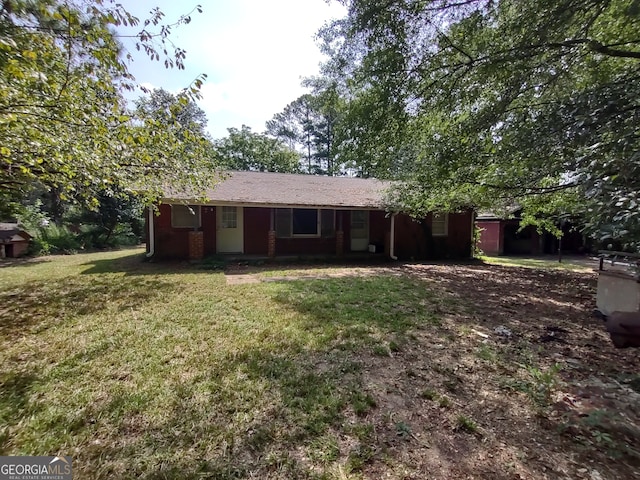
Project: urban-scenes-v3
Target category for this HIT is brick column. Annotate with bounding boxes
[188,231,204,260]
[336,230,344,256]
[268,230,276,258]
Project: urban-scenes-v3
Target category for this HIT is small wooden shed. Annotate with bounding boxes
[0,223,31,258]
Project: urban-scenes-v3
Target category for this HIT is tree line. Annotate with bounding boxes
[1,0,638,252]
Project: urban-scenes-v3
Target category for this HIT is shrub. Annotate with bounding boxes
[27,237,51,256]
[38,224,82,254]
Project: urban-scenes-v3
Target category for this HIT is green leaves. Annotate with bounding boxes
[215,125,300,174]
[0,1,214,208]
[321,0,640,247]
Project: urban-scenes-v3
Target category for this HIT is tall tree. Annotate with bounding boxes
[0,0,213,210]
[265,110,300,151]
[303,77,345,176]
[322,0,640,244]
[214,125,300,173]
[266,89,346,175]
[135,88,209,136]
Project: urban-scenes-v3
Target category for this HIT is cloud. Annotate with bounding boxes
[198,75,308,138]
[119,0,346,139]
[190,0,345,138]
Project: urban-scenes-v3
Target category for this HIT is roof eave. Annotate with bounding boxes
[159,198,388,211]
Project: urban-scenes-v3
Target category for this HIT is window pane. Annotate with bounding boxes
[221,206,237,228]
[292,209,318,235]
[171,205,200,228]
[432,212,447,236]
[351,210,369,240]
[321,209,335,237]
[275,208,292,238]
[351,210,367,229]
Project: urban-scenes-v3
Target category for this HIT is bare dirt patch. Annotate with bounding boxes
[226,259,640,478]
[224,262,402,284]
[348,263,640,479]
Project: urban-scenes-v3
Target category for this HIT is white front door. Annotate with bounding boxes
[216,206,244,253]
[350,210,369,251]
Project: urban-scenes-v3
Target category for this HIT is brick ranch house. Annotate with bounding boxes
[146,171,474,261]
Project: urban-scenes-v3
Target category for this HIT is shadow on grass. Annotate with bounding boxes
[80,251,165,275]
[80,347,526,479]
[407,262,597,333]
[401,262,623,374]
[271,275,436,334]
[80,252,220,277]
[78,352,372,478]
[479,254,596,271]
[4,268,638,479]
[0,257,51,269]
[226,256,481,278]
[0,275,178,341]
[0,372,39,454]
[135,350,356,479]
[69,275,532,478]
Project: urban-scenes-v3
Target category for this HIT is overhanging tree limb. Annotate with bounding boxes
[320,0,640,245]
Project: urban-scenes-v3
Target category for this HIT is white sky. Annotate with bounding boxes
[118,1,347,139]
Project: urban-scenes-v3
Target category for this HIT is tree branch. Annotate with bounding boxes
[586,39,640,59]
[466,179,580,195]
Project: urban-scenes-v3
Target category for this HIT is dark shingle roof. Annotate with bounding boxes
[0,222,31,241]
[476,212,501,220]
[476,205,522,220]
[163,171,392,209]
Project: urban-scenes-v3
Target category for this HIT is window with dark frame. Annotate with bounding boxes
[171,205,200,228]
[431,212,448,236]
[292,208,318,235]
[275,209,292,237]
[351,210,367,230]
[275,208,336,238]
[320,209,335,238]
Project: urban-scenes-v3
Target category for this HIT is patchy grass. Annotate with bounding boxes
[480,255,595,272]
[455,414,480,435]
[1,249,639,479]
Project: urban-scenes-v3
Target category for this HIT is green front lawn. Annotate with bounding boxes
[479,254,595,272]
[1,249,638,479]
[0,249,436,479]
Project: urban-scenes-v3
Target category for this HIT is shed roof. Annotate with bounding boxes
[476,212,502,220]
[163,171,392,209]
[0,223,31,241]
[476,205,522,220]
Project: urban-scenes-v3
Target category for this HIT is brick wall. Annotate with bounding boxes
[188,231,204,260]
[394,210,473,260]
